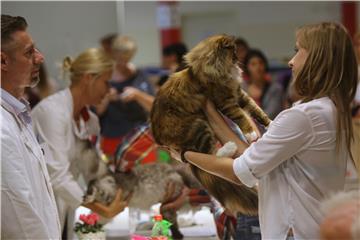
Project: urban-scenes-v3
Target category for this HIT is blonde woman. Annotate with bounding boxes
[31,48,128,239]
[178,22,358,239]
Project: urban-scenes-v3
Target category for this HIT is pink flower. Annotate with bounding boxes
[88,213,99,223]
[87,218,96,226]
[79,214,89,223]
[75,213,103,233]
[79,213,99,225]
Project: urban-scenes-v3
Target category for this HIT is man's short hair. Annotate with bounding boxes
[235,37,249,50]
[1,14,28,47]
[162,43,188,64]
[100,33,117,48]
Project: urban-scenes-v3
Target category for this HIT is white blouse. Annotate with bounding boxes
[31,88,100,238]
[233,97,349,239]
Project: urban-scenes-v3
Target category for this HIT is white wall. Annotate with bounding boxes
[2,1,118,87]
[2,1,359,84]
[180,1,342,64]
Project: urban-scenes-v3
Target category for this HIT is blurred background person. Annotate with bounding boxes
[157,42,189,89]
[320,191,360,240]
[243,49,285,119]
[95,36,155,157]
[100,33,117,57]
[32,48,128,239]
[235,36,250,69]
[162,42,188,72]
[24,62,58,108]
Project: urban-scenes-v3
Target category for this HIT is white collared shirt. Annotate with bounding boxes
[233,97,350,239]
[31,88,100,238]
[1,88,61,239]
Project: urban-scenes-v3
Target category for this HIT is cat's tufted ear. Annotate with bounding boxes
[217,35,236,50]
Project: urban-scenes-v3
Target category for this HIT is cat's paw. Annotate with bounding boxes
[264,121,273,130]
[245,131,258,143]
[216,141,238,157]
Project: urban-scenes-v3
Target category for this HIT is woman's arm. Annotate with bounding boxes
[94,88,119,116]
[82,189,129,218]
[204,101,250,156]
[120,86,154,112]
[184,151,242,185]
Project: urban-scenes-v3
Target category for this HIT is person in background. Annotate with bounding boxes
[235,37,250,68]
[162,42,188,72]
[100,33,117,56]
[320,190,359,240]
[1,14,61,239]
[157,42,188,88]
[180,22,357,239]
[31,48,128,239]
[243,49,285,119]
[24,62,58,108]
[95,35,155,157]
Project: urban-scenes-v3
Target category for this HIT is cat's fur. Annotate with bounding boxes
[150,34,271,215]
[80,140,202,239]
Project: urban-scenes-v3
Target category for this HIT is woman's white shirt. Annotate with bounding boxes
[233,97,349,239]
[31,88,100,236]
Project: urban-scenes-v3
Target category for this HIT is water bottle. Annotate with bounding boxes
[151,214,171,240]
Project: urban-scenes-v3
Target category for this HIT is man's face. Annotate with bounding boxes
[1,30,44,95]
[162,54,177,70]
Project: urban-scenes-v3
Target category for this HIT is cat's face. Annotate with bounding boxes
[184,35,238,78]
[84,175,118,205]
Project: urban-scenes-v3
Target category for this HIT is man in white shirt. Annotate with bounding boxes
[1,14,61,239]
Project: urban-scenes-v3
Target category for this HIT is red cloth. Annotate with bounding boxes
[114,125,159,172]
[101,136,123,156]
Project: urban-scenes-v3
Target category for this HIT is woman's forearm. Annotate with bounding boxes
[135,91,154,112]
[184,151,241,185]
[205,102,249,156]
[82,202,114,218]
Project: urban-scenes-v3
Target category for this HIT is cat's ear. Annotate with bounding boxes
[218,35,235,50]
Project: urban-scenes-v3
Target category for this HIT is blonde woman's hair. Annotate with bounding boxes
[111,35,137,58]
[294,22,358,157]
[62,48,114,83]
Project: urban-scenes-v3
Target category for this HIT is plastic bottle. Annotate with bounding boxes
[151,214,172,240]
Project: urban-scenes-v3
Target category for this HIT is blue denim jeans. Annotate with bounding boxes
[235,214,261,240]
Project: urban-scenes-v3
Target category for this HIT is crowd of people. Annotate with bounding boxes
[1,13,359,240]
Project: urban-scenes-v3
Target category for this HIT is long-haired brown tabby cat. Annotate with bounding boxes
[150,35,271,215]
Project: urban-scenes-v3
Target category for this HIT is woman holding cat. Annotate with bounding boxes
[31,48,128,239]
[180,22,358,239]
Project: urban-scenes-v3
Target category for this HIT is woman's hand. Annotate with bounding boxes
[119,87,139,103]
[94,87,118,115]
[83,189,131,219]
[120,86,154,112]
[106,189,130,218]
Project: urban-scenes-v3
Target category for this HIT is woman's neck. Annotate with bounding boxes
[70,84,87,121]
[115,63,135,80]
